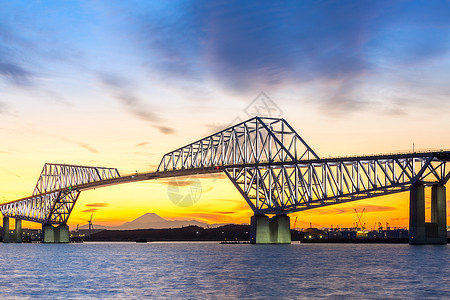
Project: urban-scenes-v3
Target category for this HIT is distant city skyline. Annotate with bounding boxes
[1,1,449,229]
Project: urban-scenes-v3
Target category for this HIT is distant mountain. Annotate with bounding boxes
[128,213,166,224]
[114,213,208,230]
[79,213,209,230]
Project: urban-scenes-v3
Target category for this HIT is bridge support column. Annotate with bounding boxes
[55,224,69,243]
[13,219,22,243]
[409,184,426,244]
[270,215,291,244]
[430,185,447,244]
[250,215,270,244]
[42,224,69,243]
[409,184,447,245]
[42,224,55,243]
[2,218,22,243]
[2,217,10,243]
[250,214,291,244]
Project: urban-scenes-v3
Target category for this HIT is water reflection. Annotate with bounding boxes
[0,243,448,299]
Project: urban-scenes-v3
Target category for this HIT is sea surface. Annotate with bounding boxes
[0,242,448,299]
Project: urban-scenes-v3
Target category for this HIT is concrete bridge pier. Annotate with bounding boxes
[56,224,70,243]
[250,214,291,244]
[409,184,425,244]
[431,184,447,244]
[42,224,69,243]
[2,217,10,243]
[409,184,447,245]
[14,218,22,243]
[2,217,22,243]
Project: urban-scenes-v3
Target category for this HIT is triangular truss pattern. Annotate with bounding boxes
[1,117,449,224]
[157,117,319,172]
[225,153,449,214]
[0,164,120,224]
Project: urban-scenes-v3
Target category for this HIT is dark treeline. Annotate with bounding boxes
[90,225,251,242]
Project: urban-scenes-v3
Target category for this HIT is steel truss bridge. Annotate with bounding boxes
[1,117,449,226]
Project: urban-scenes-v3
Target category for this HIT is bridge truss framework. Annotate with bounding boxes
[0,117,448,244]
[1,164,120,224]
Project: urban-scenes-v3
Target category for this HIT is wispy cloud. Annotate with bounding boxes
[98,72,176,134]
[116,1,450,113]
[85,203,110,208]
[214,211,235,215]
[0,25,34,86]
[2,0,450,121]
[128,2,380,87]
[153,125,175,135]
[51,135,99,154]
[0,20,74,106]
[79,143,98,154]
[82,203,109,213]
[136,142,148,147]
[0,101,11,115]
[0,61,33,86]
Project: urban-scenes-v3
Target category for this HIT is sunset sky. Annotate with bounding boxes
[1,1,449,229]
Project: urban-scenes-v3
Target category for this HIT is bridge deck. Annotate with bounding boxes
[2,150,448,207]
[0,167,223,206]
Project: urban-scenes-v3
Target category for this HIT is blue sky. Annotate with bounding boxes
[2,1,450,117]
[1,0,450,165]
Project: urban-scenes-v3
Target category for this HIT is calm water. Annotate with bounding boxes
[0,242,448,299]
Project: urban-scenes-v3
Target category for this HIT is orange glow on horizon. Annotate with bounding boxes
[7,172,449,230]
[1,101,449,231]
